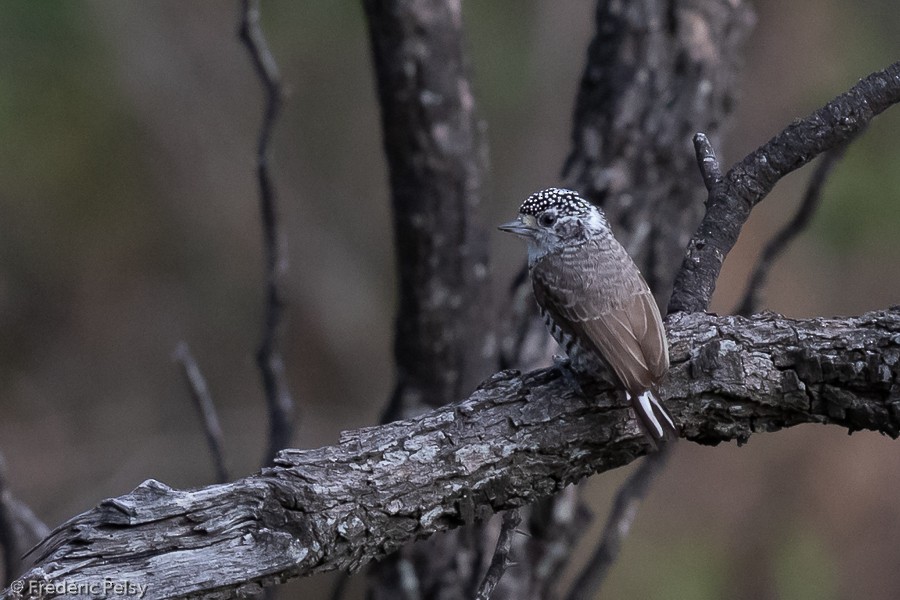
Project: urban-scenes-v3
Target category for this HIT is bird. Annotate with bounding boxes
[498,187,676,442]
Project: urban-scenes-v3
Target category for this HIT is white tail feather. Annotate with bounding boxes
[629,390,676,441]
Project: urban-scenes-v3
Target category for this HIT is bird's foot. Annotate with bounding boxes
[553,354,588,396]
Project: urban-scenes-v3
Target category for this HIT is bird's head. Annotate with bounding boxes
[498,188,610,262]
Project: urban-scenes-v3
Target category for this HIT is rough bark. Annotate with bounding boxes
[495,2,755,597]
[669,60,900,315]
[362,1,496,598]
[6,309,899,600]
[365,0,494,422]
[561,0,754,304]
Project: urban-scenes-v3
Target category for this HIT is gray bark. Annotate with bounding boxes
[361,1,496,598]
[364,0,494,422]
[497,3,756,597]
[562,0,754,304]
[6,309,899,600]
[669,60,900,315]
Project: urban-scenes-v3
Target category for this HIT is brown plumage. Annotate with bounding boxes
[499,187,676,441]
[530,238,668,393]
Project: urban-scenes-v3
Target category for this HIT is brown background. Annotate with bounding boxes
[1,2,899,598]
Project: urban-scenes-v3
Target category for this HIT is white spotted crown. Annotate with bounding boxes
[518,188,594,218]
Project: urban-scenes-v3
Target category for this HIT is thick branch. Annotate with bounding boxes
[6,309,899,599]
[504,5,754,593]
[362,1,496,597]
[669,61,900,314]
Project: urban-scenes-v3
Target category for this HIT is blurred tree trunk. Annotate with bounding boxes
[365,0,755,599]
[363,1,497,599]
[500,1,755,598]
[563,0,755,306]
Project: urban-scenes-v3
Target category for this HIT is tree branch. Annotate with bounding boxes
[669,61,900,315]
[734,143,848,316]
[174,343,229,484]
[0,453,49,587]
[238,0,295,465]
[550,3,756,590]
[7,309,899,599]
[363,0,494,423]
[362,1,496,597]
[561,0,754,301]
[565,445,671,600]
[473,509,521,600]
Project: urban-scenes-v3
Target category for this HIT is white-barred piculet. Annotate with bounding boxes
[499,188,677,442]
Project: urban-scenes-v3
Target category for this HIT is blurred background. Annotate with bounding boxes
[1,1,899,598]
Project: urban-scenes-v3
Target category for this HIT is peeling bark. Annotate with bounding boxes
[6,309,899,600]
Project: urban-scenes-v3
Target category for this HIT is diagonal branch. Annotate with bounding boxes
[7,309,899,600]
[0,453,49,587]
[474,509,521,600]
[565,445,672,600]
[669,61,900,315]
[734,143,849,316]
[238,0,295,465]
[174,343,229,484]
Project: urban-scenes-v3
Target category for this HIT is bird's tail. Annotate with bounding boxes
[629,388,677,443]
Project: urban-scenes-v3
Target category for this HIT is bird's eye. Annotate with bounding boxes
[538,212,556,227]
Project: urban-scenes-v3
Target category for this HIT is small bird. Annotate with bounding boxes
[499,188,676,441]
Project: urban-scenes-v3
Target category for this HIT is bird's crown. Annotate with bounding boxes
[519,188,594,218]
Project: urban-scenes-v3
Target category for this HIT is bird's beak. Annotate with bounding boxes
[498,216,536,237]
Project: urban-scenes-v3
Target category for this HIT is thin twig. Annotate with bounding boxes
[174,342,229,484]
[0,453,17,587]
[735,143,849,316]
[474,509,521,600]
[239,0,294,465]
[693,132,724,196]
[0,452,49,586]
[328,573,350,600]
[669,61,900,315]
[565,444,673,600]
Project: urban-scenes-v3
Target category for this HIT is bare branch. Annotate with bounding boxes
[669,61,900,315]
[238,0,294,465]
[565,445,672,600]
[693,132,724,195]
[501,4,755,590]
[8,309,899,599]
[561,0,754,301]
[174,342,229,484]
[474,510,521,600]
[0,453,48,587]
[735,144,849,316]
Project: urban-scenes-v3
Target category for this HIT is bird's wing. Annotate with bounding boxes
[531,240,668,391]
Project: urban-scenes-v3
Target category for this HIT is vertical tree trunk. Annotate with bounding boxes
[505,2,756,598]
[365,0,755,598]
[363,1,496,598]
[365,0,494,423]
[563,0,755,305]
